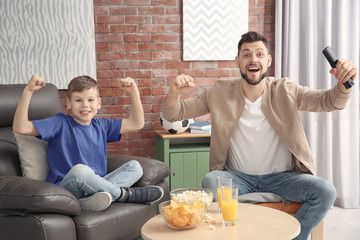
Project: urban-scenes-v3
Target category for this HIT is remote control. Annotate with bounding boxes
[322,46,354,89]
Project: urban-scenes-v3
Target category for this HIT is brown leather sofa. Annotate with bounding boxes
[0,83,170,240]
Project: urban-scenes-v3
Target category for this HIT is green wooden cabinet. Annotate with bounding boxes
[155,130,211,191]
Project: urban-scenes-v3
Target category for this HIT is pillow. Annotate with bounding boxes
[238,192,284,204]
[13,132,49,181]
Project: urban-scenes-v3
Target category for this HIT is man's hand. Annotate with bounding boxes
[170,74,196,94]
[164,74,196,107]
[330,59,357,92]
[25,74,45,93]
[330,59,358,93]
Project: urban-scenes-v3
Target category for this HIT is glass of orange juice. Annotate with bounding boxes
[221,186,238,226]
[216,176,232,213]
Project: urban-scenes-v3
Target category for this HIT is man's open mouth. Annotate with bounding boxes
[247,67,260,73]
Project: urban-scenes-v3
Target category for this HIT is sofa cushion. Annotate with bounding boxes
[0,214,77,240]
[0,128,22,176]
[73,201,156,240]
[0,84,63,128]
[14,132,49,180]
[0,175,80,216]
[107,154,170,186]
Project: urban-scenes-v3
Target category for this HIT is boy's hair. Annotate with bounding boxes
[67,75,99,99]
[237,31,270,56]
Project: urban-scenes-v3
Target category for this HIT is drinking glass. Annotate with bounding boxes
[221,186,238,226]
[216,176,232,213]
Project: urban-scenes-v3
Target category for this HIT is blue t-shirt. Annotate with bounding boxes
[32,113,122,185]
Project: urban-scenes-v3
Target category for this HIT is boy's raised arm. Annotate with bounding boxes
[13,74,45,136]
[118,77,144,134]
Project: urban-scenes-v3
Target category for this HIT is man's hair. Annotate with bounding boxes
[237,31,270,56]
[67,75,99,99]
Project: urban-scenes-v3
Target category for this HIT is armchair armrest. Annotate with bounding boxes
[0,176,80,216]
[107,154,170,187]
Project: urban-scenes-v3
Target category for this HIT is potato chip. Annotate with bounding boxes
[161,200,205,229]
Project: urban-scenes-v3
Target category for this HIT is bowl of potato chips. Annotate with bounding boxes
[159,200,206,230]
[170,187,214,206]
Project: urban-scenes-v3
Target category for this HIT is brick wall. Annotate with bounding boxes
[60,0,276,158]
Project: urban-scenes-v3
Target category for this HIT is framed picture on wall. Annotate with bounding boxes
[183,0,248,61]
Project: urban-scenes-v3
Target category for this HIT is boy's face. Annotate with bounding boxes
[66,87,101,125]
[236,41,272,86]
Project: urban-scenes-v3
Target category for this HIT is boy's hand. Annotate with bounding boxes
[25,74,45,93]
[170,74,196,94]
[119,77,138,94]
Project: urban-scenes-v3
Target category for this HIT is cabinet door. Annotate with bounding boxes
[170,152,210,190]
[170,153,184,191]
[183,153,197,188]
[196,152,210,187]
[170,152,198,190]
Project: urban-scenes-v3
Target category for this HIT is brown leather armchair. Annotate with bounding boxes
[0,83,170,240]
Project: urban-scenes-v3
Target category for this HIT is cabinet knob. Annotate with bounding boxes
[172,172,176,176]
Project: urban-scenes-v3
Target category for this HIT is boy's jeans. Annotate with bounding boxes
[202,170,336,240]
[61,160,143,201]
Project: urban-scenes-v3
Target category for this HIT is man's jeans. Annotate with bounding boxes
[61,160,143,201]
[202,170,336,240]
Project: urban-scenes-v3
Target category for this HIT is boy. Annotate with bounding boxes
[13,74,163,211]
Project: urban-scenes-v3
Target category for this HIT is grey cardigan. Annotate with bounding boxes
[162,77,351,175]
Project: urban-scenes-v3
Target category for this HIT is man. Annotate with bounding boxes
[161,31,357,239]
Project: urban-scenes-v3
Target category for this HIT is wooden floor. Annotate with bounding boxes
[319,206,360,240]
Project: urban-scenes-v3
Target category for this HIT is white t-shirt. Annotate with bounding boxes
[225,96,293,175]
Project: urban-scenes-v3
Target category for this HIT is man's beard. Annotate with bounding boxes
[240,71,267,86]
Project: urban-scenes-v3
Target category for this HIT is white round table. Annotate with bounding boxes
[141,202,300,240]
